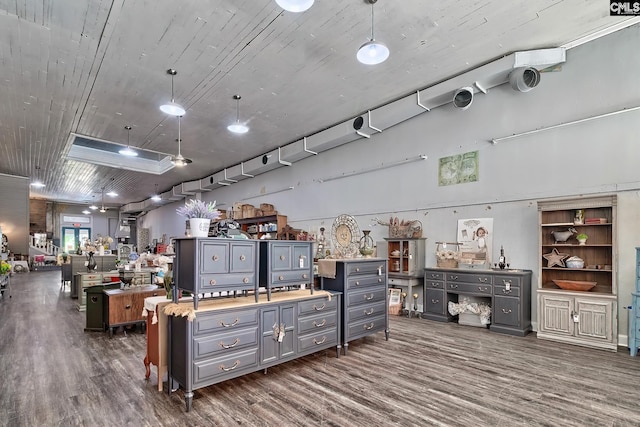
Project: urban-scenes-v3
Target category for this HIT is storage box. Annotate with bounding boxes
[242,204,256,218]
[459,312,485,327]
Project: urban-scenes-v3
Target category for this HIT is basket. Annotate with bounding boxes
[388,304,403,316]
[389,220,423,238]
[437,259,458,268]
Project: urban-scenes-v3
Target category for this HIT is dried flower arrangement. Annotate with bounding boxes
[176,199,222,220]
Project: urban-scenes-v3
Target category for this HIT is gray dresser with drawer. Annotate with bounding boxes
[169,291,340,411]
[174,237,259,309]
[423,268,532,336]
[320,258,389,354]
[259,240,314,299]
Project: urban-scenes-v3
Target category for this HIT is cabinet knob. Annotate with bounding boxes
[279,275,284,281]
[377,278,382,282]
[90,296,98,303]
[239,255,246,261]
[212,255,219,262]
[209,279,217,285]
[243,277,249,284]
[125,304,131,309]
[280,255,286,261]
[355,267,360,272]
[302,274,308,279]
[355,281,360,286]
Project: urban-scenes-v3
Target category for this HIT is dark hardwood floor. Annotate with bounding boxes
[1,270,639,426]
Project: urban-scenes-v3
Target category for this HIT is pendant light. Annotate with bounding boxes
[119,125,138,157]
[172,116,192,167]
[227,95,249,134]
[159,69,186,116]
[276,0,314,12]
[357,0,389,65]
[30,165,45,188]
[99,189,107,213]
[151,184,162,202]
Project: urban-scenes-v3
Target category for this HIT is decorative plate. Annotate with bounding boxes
[331,214,361,258]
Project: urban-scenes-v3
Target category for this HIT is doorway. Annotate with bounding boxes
[62,227,91,253]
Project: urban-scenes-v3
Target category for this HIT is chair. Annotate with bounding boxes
[61,263,72,290]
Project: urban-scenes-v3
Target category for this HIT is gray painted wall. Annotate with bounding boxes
[140,24,640,341]
[0,173,30,256]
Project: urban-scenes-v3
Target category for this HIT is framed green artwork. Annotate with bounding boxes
[438,150,478,186]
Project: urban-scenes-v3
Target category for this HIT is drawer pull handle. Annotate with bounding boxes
[502,289,512,294]
[364,322,374,330]
[279,275,284,281]
[313,336,327,345]
[450,284,458,289]
[152,293,158,296]
[431,282,439,287]
[302,274,308,279]
[355,267,360,272]
[313,319,327,327]
[220,360,240,372]
[125,304,131,309]
[365,294,374,301]
[212,255,219,261]
[431,299,439,303]
[90,296,98,303]
[240,255,246,261]
[220,318,239,327]
[502,308,512,314]
[280,255,286,261]
[313,303,326,311]
[451,275,458,280]
[478,286,489,292]
[219,338,240,349]
[243,277,249,284]
[209,279,217,285]
[364,308,374,315]
[478,277,488,283]
[431,274,438,278]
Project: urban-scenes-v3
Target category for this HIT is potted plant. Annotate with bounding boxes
[576,233,588,245]
[176,199,221,237]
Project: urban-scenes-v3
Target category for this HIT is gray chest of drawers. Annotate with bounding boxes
[169,291,340,411]
[320,258,389,354]
[174,237,259,309]
[259,240,314,299]
[423,268,532,336]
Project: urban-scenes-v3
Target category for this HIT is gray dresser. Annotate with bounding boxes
[259,240,314,299]
[69,254,118,298]
[169,291,340,411]
[320,258,389,354]
[173,238,259,309]
[423,267,532,336]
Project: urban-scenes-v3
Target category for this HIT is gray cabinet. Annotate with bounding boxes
[169,291,340,411]
[259,240,313,299]
[321,259,389,354]
[174,238,259,309]
[423,267,532,336]
[379,238,426,314]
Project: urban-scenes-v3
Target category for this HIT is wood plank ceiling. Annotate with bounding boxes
[0,0,629,209]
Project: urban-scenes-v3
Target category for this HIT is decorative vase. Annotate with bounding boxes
[86,252,97,272]
[578,238,587,246]
[98,246,105,256]
[189,218,211,237]
[359,230,375,258]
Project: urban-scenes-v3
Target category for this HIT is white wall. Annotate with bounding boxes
[139,24,640,340]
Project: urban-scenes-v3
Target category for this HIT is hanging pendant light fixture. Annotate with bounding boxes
[357,0,389,65]
[151,184,162,202]
[276,0,314,12]
[159,69,186,116]
[99,189,107,213]
[227,95,249,134]
[119,125,138,157]
[30,165,45,188]
[171,115,192,167]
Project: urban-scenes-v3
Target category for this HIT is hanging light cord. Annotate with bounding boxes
[171,74,176,103]
[370,3,375,41]
[236,97,240,122]
[177,116,182,156]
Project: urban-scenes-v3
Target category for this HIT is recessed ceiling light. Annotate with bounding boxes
[89,205,98,210]
[82,210,90,215]
[106,191,118,197]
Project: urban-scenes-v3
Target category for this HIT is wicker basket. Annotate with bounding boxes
[389,220,423,238]
[435,241,461,268]
[437,259,458,268]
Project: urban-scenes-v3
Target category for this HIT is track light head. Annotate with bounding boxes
[509,67,541,92]
[453,87,474,110]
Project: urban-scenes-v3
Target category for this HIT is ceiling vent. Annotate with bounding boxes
[67,133,175,175]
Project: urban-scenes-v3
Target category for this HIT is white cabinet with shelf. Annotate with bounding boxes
[537,196,617,351]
